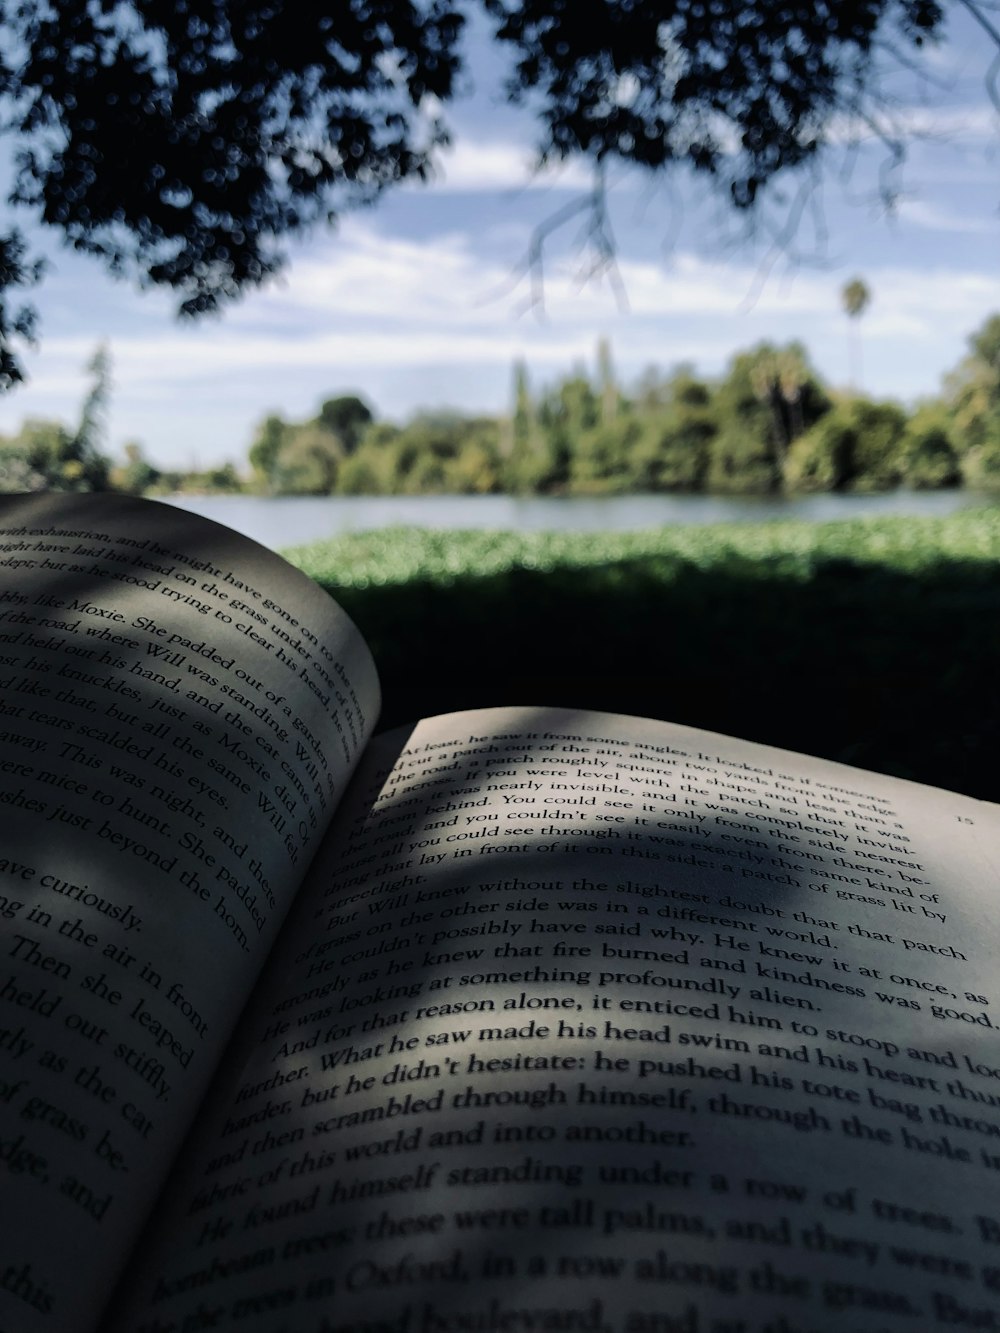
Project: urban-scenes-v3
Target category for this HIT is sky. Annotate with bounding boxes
[0,6,999,472]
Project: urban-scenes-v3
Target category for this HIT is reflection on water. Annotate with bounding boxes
[161,490,997,552]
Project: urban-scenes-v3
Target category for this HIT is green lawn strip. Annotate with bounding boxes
[283,509,1000,803]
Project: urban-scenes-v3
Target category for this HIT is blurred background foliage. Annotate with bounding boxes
[5,313,1000,499]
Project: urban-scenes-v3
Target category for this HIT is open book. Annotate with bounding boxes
[1,491,999,1333]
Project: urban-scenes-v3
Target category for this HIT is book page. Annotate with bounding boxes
[107,706,1000,1333]
[0,493,379,1333]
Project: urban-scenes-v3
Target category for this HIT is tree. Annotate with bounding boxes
[0,418,72,492]
[945,312,1000,487]
[112,441,161,495]
[0,0,464,382]
[248,414,290,493]
[337,422,404,494]
[597,337,619,425]
[841,278,872,391]
[899,405,961,489]
[0,231,43,390]
[0,343,113,490]
[712,341,828,491]
[632,367,716,492]
[0,0,969,382]
[503,359,542,490]
[69,343,113,491]
[785,396,907,492]
[747,344,813,462]
[317,396,374,454]
[270,424,343,494]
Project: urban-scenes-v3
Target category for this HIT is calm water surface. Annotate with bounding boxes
[161,491,997,552]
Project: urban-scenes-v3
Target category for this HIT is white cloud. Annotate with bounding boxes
[236,222,514,326]
[14,222,1000,387]
[21,156,977,379]
[422,139,593,193]
[827,101,1000,146]
[895,198,999,233]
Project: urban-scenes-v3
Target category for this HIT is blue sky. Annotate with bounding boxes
[0,5,998,471]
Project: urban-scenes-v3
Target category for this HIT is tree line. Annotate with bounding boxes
[240,313,1000,497]
[2,313,1000,498]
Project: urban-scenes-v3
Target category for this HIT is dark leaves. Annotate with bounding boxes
[1,0,465,337]
[0,229,43,391]
[0,0,951,385]
[484,0,943,200]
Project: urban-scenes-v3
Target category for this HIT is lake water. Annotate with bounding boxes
[160,490,997,551]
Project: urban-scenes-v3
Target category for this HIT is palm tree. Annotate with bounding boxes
[841,278,871,392]
[597,337,618,424]
[748,344,810,463]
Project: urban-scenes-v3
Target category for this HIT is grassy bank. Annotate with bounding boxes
[283,508,1000,803]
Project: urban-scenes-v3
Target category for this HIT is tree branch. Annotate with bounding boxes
[953,0,1000,114]
[485,161,630,319]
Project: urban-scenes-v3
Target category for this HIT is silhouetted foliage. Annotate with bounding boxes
[0,0,464,379]
[485,0,941,207]
[0,230,43,389]
[0,0,971,381]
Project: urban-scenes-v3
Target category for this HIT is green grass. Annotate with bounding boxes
[282,508,1000,804]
